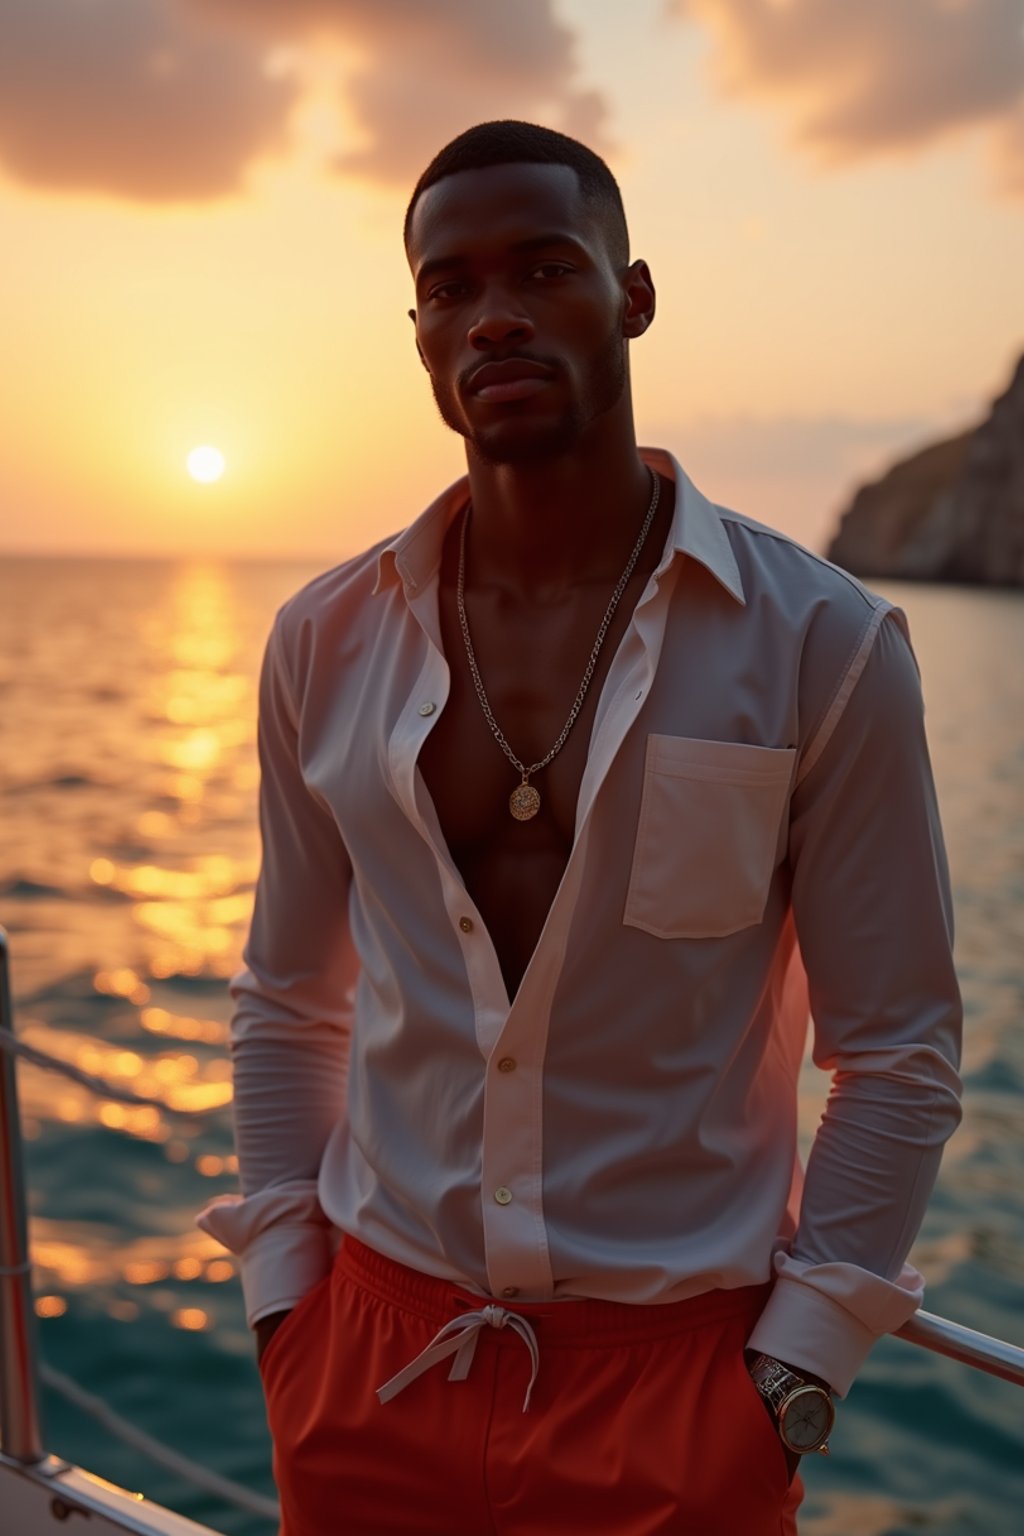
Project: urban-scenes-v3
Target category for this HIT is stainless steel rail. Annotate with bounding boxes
[897,1308,1024,1387]
[0,926,47,1463]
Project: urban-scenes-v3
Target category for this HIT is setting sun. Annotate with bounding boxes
[187,446,225,484]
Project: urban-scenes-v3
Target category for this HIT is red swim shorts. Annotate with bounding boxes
[259,1236,805,1535]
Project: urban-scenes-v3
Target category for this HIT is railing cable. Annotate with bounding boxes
[0,1029,219,1116]
[39,1362,279,1523]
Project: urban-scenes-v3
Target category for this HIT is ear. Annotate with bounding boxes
[408,307,430,372]
[621,260,655,339]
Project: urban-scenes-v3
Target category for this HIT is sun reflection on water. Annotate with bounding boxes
[171,1308,210,1332]
[4,559,326,1464]
[139,1007,227,1045]
[30,1215,239,1295]
[35,1296,69,1318]
[92,967,151,1005]
[85,562,261,983]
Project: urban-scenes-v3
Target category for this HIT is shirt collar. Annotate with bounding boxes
[373,447,746,606]
[373,478,465,597]
[641,447,746,606]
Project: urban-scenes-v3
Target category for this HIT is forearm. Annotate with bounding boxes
[750,1035,961,1391]
[197,610,360,1317]
[196,982,352,1324]
[793,1042,961,1275]
[751,608,963,1390]
[231,1008,350,1198]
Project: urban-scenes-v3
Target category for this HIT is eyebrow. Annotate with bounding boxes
[415,233,588,288]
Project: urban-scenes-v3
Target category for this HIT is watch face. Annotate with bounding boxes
[780,1386,834,1452]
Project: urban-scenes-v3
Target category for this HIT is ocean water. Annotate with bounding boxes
[0,556,1021,1535]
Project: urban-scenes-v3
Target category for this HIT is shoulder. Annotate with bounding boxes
[717,502,908,667]
[712,504,918,761]
[278,531,401,635]
[267,473,467,669]
[262,530,403,702]
[663,449,896,663]
[720,506,890,628]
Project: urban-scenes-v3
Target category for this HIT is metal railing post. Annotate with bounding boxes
[0,927,47,1463]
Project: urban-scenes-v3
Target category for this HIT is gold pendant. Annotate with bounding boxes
[509,780,541,821]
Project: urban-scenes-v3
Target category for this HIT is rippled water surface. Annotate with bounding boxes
[1,559,1021,1535]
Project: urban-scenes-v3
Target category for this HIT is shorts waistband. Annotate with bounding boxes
[338,1236,771,1347]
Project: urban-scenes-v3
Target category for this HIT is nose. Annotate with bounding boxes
[468,291,534,351]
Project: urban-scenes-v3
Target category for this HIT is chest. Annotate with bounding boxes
[300,540,805,1000]
[418,571,647,858]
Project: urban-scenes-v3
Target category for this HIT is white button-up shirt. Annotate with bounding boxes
[198,448,962,1396]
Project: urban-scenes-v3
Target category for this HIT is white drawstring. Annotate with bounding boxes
[376,1304,540,1412]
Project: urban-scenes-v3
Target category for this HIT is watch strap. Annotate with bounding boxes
[749,1353,808,1413]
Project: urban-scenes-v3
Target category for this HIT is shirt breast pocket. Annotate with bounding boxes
[623,735,797,940]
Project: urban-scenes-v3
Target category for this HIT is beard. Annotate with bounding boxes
[429,318,628,467]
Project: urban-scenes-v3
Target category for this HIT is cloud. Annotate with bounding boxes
[670,0,1024,190]
[995,99,1024,192]
[0,0,609,203]
[191,0,611,184]
[0,0,299,201]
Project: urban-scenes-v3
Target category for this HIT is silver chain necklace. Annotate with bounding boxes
[456,468,661,821]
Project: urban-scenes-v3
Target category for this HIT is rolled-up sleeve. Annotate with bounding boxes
[747,606,963,1394]
[197,613,357,1326]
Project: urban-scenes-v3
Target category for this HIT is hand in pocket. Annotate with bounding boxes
[256,1308,294,1368]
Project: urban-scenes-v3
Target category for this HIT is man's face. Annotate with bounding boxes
[407,162,637,467]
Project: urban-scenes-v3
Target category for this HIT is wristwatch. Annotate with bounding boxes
[748,1353,835,1456]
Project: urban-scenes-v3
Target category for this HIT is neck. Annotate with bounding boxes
[462,414,654,596]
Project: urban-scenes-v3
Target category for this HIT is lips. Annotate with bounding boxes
[467,357,555,403]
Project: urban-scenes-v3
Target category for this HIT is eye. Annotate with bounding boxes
[426,279,471,303]
[528,261,574,281]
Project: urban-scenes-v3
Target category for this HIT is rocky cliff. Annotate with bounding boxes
[826,354,1024,585]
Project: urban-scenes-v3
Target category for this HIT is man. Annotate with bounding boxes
[199,121,962,1535]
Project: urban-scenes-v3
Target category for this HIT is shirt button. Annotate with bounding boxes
[494,1186,513,1205]
[501,1286,519,1298]
[418,702,436,716]
[458,916,473,933]
[497,1057,516,1073]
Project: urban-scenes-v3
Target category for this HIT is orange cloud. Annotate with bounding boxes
[0,0,609,203]
[0,0,298,201]
[671,0,1024,190]
[996,99,1024,192]
[192,0,611,184]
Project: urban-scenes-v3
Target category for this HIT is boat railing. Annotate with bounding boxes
[0,928,279,1523]
[0,928,45,1467]
[2,924,1023,1527]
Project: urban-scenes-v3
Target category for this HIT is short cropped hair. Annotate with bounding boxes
[405,120,629,269]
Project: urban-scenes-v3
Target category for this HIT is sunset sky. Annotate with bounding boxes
[2,0,1023,561]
